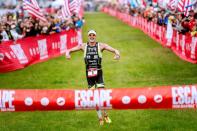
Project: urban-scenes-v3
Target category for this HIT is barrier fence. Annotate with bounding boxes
[102,7,197,64]
[0,84,197,111]
[0,29,81,73]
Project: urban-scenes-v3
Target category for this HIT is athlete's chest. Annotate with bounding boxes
[86,46,99,58]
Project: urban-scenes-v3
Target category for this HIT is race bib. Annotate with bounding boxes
[88,68,98,77]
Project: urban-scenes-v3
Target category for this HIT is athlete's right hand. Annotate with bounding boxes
[65,51,71,60]
[114,54,120,60]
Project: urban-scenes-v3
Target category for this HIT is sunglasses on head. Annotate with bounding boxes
[89,34,96,37]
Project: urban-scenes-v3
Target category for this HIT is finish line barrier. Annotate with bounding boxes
[0,84,197,112]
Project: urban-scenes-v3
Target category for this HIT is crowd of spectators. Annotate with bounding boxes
[105,3,197,37]
[0,6,84,43]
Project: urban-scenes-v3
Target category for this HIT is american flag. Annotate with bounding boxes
[178,0,194,16]
[61,0,72,19]
[23,0,46,21]
[72,0,83,14]
[61,0,82,18]
[167,0,179,10]
[69,0,78,13]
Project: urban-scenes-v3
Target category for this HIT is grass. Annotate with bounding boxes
[0,12,197,131]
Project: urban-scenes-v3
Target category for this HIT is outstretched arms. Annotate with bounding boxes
[66,42,120,60]
[100,43,120,60]
[66,44,85,59]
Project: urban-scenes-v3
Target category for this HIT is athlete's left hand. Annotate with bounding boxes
[114,50,120,60]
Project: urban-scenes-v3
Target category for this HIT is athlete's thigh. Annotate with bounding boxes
[96,70,104,87]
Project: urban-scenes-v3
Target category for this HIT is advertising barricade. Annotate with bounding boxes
[0,29,79,73]
[102,8,197,63]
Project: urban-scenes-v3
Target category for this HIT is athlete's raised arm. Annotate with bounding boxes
[100,43,120,60]
[65,43,85,59]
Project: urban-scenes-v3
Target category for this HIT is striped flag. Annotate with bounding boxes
[69,0,78,13]
[178,0,186,12]
[23,0,46,21]
[61,0,72,19]
[69,0,83,14]
[31,0,39,9]
[167,0,179,10]
[178,0,194,16]
[61,0,83,18]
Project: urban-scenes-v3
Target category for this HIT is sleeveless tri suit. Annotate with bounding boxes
[84,42,104,88]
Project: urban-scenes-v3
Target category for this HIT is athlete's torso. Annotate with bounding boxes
[84,42,102,69]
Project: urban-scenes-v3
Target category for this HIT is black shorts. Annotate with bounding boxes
[86,69,105,88]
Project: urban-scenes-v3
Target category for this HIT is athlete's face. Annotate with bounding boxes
[88,33,96,43]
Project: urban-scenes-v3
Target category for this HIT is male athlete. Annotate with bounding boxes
[66,29,120,125]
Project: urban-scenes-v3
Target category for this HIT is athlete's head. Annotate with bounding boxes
[88,30,96,43]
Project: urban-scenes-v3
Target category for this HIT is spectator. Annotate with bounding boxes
[50,18,61,34]
[10,23,24,40]
[72,15,84,29]
[0,25,3,43]
[157,11,164,26]
[34,22,41,36]
[0,6,84,43]
[105,2,197,37]
[0,24,9,41]
[5,23,13,40]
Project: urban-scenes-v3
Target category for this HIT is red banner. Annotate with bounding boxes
[102,8,197,64]
[0,29,79,73]
[1,85,197,111]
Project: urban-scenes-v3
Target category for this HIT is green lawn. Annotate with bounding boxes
[0,12,197,131]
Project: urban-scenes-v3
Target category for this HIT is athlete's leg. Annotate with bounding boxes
[96,86,112,124]
[86,72,103,124]
[96,105,104,125]
[96,70,111,124]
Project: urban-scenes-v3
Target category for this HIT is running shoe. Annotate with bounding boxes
[104,116,112,124]
[99,118,104,126]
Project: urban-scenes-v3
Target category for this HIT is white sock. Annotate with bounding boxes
[96,109,103,119]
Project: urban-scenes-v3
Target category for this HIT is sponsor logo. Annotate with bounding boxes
[122,96,131,104]
[56,97,65,106]
[138,95,147,104]
[191,37,197,59]
[24,97,33,106]
[181,36,186,56]
[70,36,78,44]
[60,35,67,54]
[0,90,15,111]
[38,39,48,60]
[75,89,112,109]
[10,44,28,64]
[154,95,163,103]
[172,85,197,108]
[40,97,49,106]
